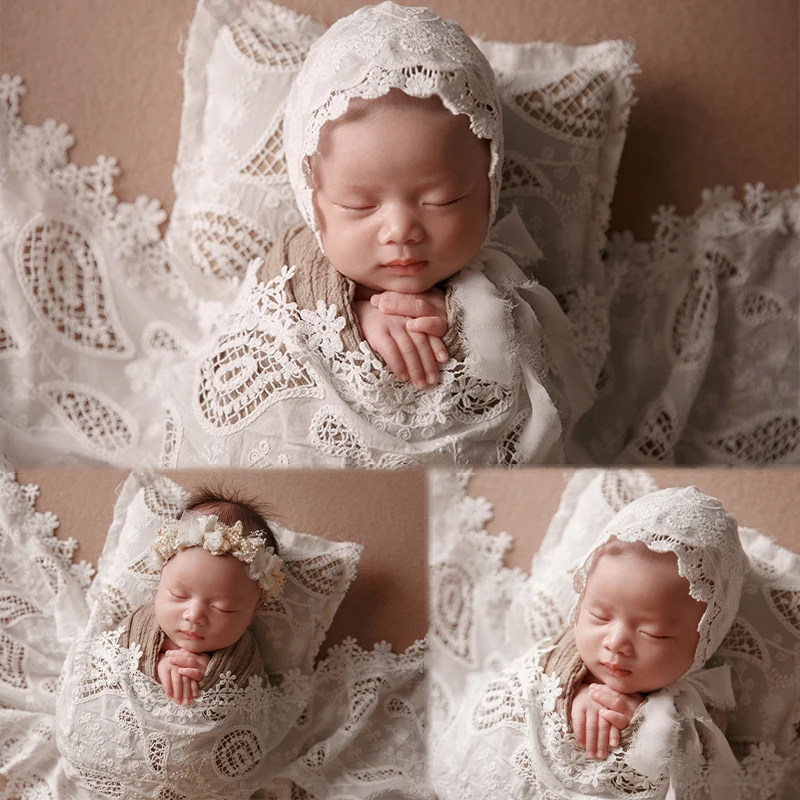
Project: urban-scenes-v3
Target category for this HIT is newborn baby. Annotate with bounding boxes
[117,489,285,704]
[55,489,303,800]
[568,539,707,759]
[185,2,593,468]
[434,486,749,800]
[536,486,748,797]
[272,86,490,390]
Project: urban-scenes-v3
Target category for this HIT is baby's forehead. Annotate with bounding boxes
[160,547,249,590]
[586,539,687,589]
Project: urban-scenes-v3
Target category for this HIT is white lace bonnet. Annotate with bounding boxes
[152,510,285,600]
[571,486,747,672]
[283,1,504,249]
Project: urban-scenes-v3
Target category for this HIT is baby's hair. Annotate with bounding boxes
[184,484,280,556]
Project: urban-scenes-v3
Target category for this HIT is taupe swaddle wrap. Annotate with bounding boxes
[118,601,264,690]
[256,224,465,360]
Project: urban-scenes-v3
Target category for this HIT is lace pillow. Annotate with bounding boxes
[168,0,636,350]
[87,470,362,676]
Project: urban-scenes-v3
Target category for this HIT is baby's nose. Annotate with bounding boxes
[603,625,632,654]
[380,204,423,245]
[183,602,206,624]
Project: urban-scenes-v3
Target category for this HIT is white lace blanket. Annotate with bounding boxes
[55,627,309,799]
[156,211,593,469]
[0,72,797,468]
[0,471,429,799]
[429,470,800,800]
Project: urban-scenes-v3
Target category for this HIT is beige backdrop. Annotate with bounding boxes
[469,467,800,572]
[16,467,428,653]
[1,0,797,240]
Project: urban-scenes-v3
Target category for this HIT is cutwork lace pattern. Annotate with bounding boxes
[429,470,800,799]
[2,0,797,467]
[0,74,206,467]
[0,470,429,799]
[193,265,517,440]
[576,185,800,465]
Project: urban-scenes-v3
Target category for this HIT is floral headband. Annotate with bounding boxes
[152,511,285,600]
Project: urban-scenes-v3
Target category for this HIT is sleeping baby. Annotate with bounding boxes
[435,486,749,799]
[185,2,594,468]
[54,489,307,800]
[117,489,284,705]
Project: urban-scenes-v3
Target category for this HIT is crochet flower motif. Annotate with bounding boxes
[151,512,285,599]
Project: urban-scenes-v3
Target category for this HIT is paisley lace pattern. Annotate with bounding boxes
[429,470,800,799]
[160,238,578,468]
[2,0,797,467]
[0,470,429,799]
[0,73,205,467]
[575,185,800,465]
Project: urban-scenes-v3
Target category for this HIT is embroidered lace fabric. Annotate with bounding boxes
[0,3,797,468]
[429,470,800,799]
[157,209,593,468]
[0,471,429,799]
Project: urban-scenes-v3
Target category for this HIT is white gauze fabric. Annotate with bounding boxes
[567,487,749,798]
[283,0,504,248]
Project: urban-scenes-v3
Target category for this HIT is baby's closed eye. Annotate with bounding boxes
[640,631,672,640]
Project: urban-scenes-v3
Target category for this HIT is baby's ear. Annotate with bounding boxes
[304,156,318,188]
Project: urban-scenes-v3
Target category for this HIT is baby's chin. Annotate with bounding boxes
[347,265,462,295]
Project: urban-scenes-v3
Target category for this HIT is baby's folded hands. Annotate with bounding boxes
[355,288,450,389]
[156,647,211,705]
[570,681,644,760]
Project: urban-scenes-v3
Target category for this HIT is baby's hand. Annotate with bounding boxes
[156,648,211,705]
[571,681,643,759]
[371,289,448,339]
[355,295,448,389]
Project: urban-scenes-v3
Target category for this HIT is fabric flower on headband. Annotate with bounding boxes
[152,512,285,600]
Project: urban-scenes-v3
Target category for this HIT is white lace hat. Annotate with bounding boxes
[571,486,748,672]
[283,1,504,248]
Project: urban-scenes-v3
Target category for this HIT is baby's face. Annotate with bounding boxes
[311,93,491,294]
[153,547,262,653]
[574,541,706,694]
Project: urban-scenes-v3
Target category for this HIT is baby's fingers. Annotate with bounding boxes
[405,315,447,341]
[373,290,445,319]
[572,709,586,748]
[428,335,449,365]
[178,667,205,682]
[371,333,410,381]
[171,668,184,704]
[168,653,197,669]
[409,330,440,386]
[390,330,429,389]
[181,676,193,705]
[598,708,632,732]
[608,721,621,750]
[590,684,643,721]
[595,715,612,760]
[583,711,598,758]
